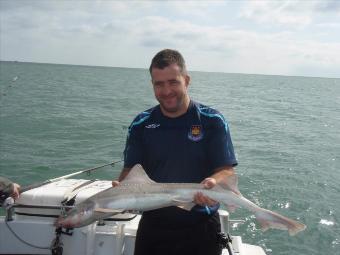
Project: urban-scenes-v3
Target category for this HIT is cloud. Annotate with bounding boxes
[240,0,340,27]
[240,1,312,27]
[126,16,340,77]
[317,22,340,29]
[1,0,339,78]
[313,0,340,12]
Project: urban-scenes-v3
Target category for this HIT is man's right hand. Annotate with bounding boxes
[112,180,120,187]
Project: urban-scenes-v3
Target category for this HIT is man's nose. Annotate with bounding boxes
[161,84,172,96]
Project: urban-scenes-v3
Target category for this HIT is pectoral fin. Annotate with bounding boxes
[172,198,195,211]
[177,203,195,211]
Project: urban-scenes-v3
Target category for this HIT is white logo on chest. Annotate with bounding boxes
[145,124,160,129]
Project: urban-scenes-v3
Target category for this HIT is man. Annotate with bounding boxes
[114,49,237,255]
[0,177,20,204]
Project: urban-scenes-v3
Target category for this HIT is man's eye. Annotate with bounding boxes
[170,80,179,85]
[154,82,163,87]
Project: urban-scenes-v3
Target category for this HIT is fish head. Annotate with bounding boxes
[55,200,96,228]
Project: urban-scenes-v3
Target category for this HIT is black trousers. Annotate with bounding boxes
[134,213,222,255]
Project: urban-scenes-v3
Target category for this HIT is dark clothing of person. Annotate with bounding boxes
[124,100,237,183]
[134,211,222,255]
[123,100,238,255]
[0,177,14,204]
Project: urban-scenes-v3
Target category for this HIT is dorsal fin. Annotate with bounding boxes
[121,164,155,184]
[219,173,241,195]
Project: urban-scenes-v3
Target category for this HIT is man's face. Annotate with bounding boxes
[151,64,190,117]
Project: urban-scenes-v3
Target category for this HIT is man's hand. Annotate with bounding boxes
[112,180,120,187]
[11,183,20,200]
[194,177,218,206]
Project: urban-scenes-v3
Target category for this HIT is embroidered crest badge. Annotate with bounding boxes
[188,125,204,142]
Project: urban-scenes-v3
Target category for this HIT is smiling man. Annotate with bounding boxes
[151,61,190,117]
[116,49,238,255]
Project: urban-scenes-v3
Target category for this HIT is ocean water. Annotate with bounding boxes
[0,61,339,254]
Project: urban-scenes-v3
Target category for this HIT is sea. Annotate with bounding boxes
[0,61,339,255]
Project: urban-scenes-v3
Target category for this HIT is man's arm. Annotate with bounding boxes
[118,167,132,182]
[208,165,235,184]
[194,165,236,206]
[112,167,132,187]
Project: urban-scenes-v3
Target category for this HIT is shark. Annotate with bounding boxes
[55,164,306,235]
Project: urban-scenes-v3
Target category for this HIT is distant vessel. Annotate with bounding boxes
[12,76,18,82]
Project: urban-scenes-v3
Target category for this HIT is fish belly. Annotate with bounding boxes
[105,194,175,211]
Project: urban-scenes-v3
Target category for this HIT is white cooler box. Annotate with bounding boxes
[2,179,139,255]
[14,179,135,221]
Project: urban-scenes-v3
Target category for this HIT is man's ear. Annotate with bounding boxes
[185,75,191,87]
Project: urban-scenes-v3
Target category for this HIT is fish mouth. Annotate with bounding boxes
[54,201,96,228]
[54,216,73,228]
[54,213,85,228]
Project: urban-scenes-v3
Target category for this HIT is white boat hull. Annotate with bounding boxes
[0,179,267,255]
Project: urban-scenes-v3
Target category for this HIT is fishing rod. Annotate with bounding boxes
[20,159,123,193]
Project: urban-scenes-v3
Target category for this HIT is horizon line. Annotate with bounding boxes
[1,59,339,80]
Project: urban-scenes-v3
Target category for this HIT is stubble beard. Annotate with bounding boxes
[159,93,188,114]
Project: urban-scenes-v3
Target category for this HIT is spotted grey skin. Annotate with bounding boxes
[56,164,306,235]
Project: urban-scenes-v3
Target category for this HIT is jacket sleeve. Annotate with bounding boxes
[206,116,238,171]
[123,121,144,169]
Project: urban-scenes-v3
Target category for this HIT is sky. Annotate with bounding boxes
[1,0,340,78]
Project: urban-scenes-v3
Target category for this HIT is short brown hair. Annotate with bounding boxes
[149,49,187,75]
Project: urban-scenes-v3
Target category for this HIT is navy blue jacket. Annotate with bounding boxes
[123,100,238,224]
[124,100,237,182]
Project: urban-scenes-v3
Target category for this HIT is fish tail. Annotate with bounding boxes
[254,208,306,236]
